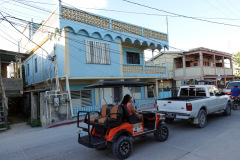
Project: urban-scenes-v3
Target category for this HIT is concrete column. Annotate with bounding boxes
[119,39,124,76]
[13,62,16,78]
[222,56,225,68]
[19,59,22,78]
[224,77,226,88]
[31,92,38,121]
[199,52,203,80]
[156,79,159,98]
[213,54,216,75]
[230,58,233,68]
[182,55,186,78]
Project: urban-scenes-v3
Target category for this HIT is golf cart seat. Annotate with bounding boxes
[89,104,123,128]
[121,104,141,124]
[89,104,114,123]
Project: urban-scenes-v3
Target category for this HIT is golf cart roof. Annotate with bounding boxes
[84,81,155,88]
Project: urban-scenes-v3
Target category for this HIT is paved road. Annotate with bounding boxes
[1,110,240,160]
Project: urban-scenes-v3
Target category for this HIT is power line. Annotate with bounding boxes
[215,0,240,18]
[0,11,51,56]
[121,0,240,28]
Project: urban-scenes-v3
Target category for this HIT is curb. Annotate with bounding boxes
[48,119,84,128]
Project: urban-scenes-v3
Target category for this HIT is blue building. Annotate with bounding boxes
[20,3,169,121]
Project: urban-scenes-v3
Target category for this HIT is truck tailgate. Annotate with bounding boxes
[157,100,187,114]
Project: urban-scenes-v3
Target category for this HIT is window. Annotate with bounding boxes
[35,58,37,73]
[85,40,110,64]
[180,88,206,97]
[71,90,92,107]
[126,52,140,64]
[27,64,29,76]
[194,63,198,66]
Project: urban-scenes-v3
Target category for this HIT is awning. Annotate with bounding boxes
[84,81,155,88]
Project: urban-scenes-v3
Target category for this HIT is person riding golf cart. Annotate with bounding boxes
[77,81,169,159]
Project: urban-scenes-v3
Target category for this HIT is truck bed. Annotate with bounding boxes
[158,96,209,101]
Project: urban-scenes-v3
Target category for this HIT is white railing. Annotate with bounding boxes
[175,68,183,77]
[225,68,233,75]
[145,66,166,74]
[186,67,201,77]
[216,67,224,75]
[204,66,215,75]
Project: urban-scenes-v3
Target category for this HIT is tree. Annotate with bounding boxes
[232,52,240,76]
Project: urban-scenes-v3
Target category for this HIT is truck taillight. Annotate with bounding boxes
[230,96,234,99]
[225,92,231,95]
[186,103,192,111]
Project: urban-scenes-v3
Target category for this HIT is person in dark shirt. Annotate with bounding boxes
[231,84,240,96]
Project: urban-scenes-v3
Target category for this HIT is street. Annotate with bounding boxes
[1,110,240,160]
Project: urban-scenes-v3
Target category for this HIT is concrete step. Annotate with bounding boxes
[0,128,7,131]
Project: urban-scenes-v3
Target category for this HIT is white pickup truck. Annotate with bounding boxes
[157,85,231,128]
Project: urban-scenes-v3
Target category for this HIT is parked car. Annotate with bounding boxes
[223,81,240,95]
[157,85,231,128]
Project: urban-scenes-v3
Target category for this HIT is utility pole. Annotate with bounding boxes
[53,44,60,91]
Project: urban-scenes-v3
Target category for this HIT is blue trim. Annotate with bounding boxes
[124,74,168,77]
[98,88,101,105]
[141,87,145,99]
[91,88,95,106]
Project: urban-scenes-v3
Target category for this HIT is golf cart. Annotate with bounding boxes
[77,81,169,159]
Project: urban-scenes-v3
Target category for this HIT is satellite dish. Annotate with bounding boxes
[217,75,222,81]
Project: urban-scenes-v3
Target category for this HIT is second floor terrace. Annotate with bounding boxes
[21,5,169,85]
[174,47,233,80]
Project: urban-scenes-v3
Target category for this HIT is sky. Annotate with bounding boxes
[0,0,240,59]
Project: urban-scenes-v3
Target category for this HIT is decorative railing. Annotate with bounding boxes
[62,7,110,29]
[123,64,166,75]
[61,7,168,42]
[123,64,143,74]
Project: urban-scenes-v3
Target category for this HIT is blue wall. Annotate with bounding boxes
[67,28,121,78]
[24,45,55,85]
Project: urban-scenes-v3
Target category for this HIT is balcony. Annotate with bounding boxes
[174,67,233,79]
[2,78,23,97]
[123,64,167,77]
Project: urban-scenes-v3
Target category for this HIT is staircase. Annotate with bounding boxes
[0,74,8,131]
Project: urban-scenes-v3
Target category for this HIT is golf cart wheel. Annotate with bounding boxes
[196,109,207,128]
[223,103,231,116]
[112,136,132,159]
[165,118,174,124]
[154,124,169,142]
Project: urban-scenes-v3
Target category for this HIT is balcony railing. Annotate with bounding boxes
[123,64,167,76]
[61,7,168,42]
[174,66,234,78]
[186,67,201,77]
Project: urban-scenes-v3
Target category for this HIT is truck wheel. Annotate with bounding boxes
[112,136,132,159]
[223,103,231,116]
[196,109,207,128]
[165,118,174,124]
[154,124,169,142]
